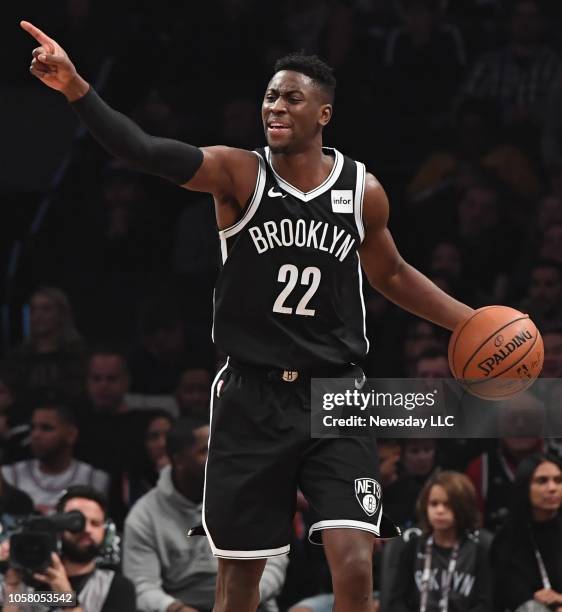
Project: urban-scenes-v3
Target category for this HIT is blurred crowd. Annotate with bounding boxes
[1,0,562,610]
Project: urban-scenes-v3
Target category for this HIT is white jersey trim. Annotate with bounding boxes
[211,545,290,560]
[357,254,370,353]
[218,152,266,244]
[354,161,366,242]
[308,519,382,544]
[265,146,344,202]
[202,358,292,560]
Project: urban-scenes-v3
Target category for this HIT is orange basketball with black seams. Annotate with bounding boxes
[448,305,544,400]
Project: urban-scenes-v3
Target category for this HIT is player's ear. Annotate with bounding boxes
[319,104,332,127]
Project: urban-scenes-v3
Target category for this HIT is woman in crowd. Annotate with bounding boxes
[491,454,562,612]
[387,470,492,612]
[5,287,87,415]
[120,409,173,509]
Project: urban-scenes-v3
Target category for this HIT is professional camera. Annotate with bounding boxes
[8,511,85,573]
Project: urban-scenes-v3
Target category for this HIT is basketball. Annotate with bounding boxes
[448,306,544,400]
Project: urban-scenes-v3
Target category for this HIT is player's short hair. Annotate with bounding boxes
[416,470,481,534]
[56,484,108,517]
[166,417,208,457]
[273,53,336,103]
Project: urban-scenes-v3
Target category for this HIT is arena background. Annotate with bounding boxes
[1,1,562,610]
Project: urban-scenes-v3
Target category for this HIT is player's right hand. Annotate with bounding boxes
[20,20,78,93]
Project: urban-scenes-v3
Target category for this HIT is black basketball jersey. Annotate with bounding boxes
[212,146,370,369]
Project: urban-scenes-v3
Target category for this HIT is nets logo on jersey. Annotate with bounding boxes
[355,478,381,517]
[331,190,353,213]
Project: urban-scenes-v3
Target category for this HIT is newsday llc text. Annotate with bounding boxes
[310,378,560,439]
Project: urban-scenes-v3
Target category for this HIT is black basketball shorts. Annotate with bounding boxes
[202,359,400,559]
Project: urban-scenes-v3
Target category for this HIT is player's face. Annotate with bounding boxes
[427,485,455,533]
[262,70,331,154]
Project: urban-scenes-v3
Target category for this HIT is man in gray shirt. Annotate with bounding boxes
[123,418,288,612]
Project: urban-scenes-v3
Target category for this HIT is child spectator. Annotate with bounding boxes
[387,471,492,612]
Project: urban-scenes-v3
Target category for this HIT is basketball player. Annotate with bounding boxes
[21,20,474,612]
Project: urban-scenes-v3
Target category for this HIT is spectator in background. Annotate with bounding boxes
[173,198,218,360]
[408,97,541,203]
[539,224,562,266]
[542,330,562,378]
[491,454,562,612]
[413,347,490,472]
[402,319,446,377]
[542,74,562,170]
[414,347,449,379]
[120,409,173,510]
[460,0,561,150]
[5,287,86,418]
[537,195,562,235]
[467,392,545,531]
[549,164,562,199]
[129,295,192,395]
[382,0,467,159]
[402,439,439,481]
[519,260,562,333]
[0,368,17,460]
[123,418,288,612]
[374,440,405,534]
[175,367,212,420]
[0,467,33,516]
[86,347,130,415]
[546,383,562,462]
[386,471,492,612]
[278,0,354,73]
[79,347,141,525]
[1,403,109,514]
[68,169,163,343]
[384,438,440,530]
[455,181,516,304]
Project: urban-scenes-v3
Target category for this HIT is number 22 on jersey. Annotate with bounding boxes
[272,264,321,316]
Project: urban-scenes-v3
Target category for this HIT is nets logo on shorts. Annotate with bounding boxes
[355,478,381,517]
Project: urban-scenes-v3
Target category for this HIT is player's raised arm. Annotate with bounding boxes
[358,173,474,331]
[20,20,257,200]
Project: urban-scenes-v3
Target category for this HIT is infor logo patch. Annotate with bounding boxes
[355,478,381,517]
[331,190,353,213]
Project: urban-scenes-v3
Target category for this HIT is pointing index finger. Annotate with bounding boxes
[20,21,54,49]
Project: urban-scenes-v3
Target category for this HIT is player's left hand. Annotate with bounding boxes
[33,552,73,593]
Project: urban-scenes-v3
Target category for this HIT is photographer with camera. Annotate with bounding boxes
[2,485,136,612]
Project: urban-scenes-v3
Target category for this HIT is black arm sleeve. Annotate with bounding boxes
[71,87,204,184]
